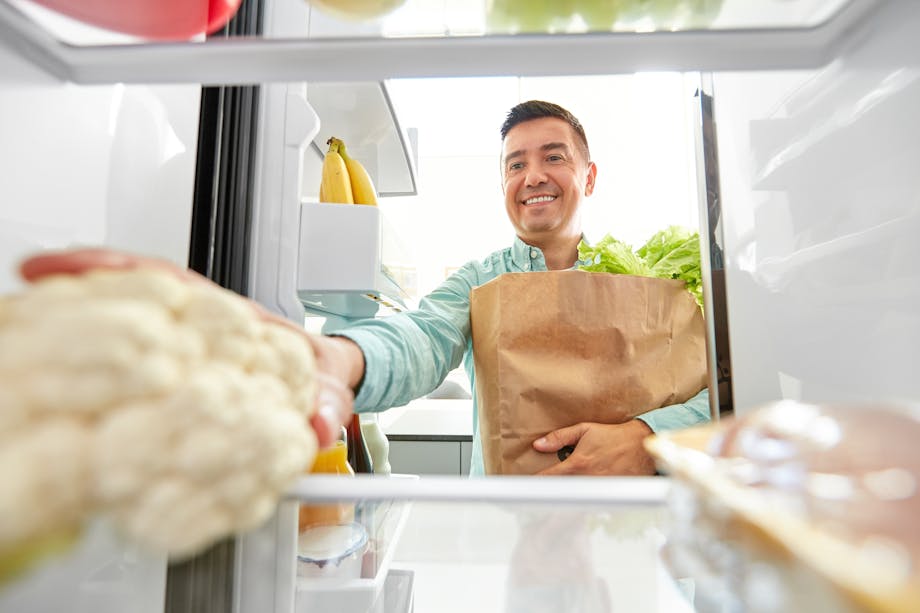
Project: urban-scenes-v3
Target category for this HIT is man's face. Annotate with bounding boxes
[501,117,596,245]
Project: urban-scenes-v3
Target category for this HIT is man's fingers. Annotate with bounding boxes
[533,423,589,452]
[19,248,202,284]
[20,248,137,280]
[310,373,354,448]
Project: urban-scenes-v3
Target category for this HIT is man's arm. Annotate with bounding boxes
[312,335,366,393]
[330,272,475,412]
[532,387,711,476]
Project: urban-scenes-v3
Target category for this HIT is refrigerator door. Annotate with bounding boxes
[712,0,920,412]
[0,11,201,613]
[2,2,919,613]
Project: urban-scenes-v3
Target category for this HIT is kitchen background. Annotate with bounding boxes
[304,72,703,307]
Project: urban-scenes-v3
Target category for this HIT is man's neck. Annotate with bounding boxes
[527,233,581,270]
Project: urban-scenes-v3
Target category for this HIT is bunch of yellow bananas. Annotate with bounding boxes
[319,137,378,206]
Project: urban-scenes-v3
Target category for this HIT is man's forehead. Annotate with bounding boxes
[502,119,576,156]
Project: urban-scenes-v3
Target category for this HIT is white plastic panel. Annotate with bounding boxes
[297,202,412,319]
[714,1,920,412]
[0,35,199,295]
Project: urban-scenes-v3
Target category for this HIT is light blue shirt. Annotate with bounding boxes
[335,236,710,475]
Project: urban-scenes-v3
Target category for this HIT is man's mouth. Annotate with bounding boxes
[522,195,556,206]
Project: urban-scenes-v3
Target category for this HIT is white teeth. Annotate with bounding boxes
[524,195,555,205]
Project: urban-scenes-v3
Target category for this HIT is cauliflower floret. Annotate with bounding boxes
[0,268,318,562]
[0,420,92,548]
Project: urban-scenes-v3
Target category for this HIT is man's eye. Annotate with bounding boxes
[508,162,523,171]
[547,154,564,162]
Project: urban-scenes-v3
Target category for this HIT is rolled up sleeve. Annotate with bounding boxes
[636,387,711,433]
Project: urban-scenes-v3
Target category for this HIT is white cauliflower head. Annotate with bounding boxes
[0,268,318,561]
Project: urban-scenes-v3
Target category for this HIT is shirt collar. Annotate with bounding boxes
[511,235,592,271]
[510,236,536,271]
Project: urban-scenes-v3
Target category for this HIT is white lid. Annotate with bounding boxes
[297,522,368,564]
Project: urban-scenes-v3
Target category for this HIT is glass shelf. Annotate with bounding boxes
[0,0,884,84]
[282,473,875,613]
[307,0,863,39]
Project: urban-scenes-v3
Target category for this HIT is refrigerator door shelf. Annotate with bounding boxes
[306,81,418,198]
[0,0,887,84]
[297,201,413,319]
[295,487,415,613]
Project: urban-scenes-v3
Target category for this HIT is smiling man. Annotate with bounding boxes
[316,100,711,476]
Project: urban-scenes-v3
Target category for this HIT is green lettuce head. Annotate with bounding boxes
[577,225,703,308]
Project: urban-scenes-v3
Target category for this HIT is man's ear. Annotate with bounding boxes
[584,162,598,196]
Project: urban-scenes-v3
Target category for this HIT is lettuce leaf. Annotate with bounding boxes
[577,225,703,308]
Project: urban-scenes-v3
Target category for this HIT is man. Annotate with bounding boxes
[315,100,710,476]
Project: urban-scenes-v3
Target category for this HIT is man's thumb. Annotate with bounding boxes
[533,423,588,452]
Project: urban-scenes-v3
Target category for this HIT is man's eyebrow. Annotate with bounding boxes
[504,149,524,163]
[503,142,569,164]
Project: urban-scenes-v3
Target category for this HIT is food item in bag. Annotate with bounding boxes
[645,401,920,613]
[577,225,703,307]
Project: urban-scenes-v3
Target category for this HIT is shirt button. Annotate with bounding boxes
[530,249,538,259]
[524,263,531,270]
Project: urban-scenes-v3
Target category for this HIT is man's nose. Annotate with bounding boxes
[524,166,547,187]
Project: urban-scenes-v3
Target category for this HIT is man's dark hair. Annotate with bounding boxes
[500,100,590,161]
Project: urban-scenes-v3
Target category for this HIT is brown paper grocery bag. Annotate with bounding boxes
[470,270,708,475]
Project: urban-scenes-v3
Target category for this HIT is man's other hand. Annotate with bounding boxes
[533,420,657,476]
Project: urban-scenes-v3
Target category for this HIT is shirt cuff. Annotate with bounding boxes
[328,328,387,411]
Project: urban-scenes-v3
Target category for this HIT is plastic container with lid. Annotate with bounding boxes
[297,522,368,580]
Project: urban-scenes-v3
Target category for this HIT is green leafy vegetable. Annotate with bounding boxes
[577,225,703,308]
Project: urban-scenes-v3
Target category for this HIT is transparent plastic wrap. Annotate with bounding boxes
[645,401,920,613]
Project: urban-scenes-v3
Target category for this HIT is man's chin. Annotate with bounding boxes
[518,221,557,237]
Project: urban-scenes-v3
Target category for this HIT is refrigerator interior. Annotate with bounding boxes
[1,0,919,612]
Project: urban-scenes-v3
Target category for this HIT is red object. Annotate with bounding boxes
[207,0,243,34]
[346,415,374,474]
[28,0,243,40]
